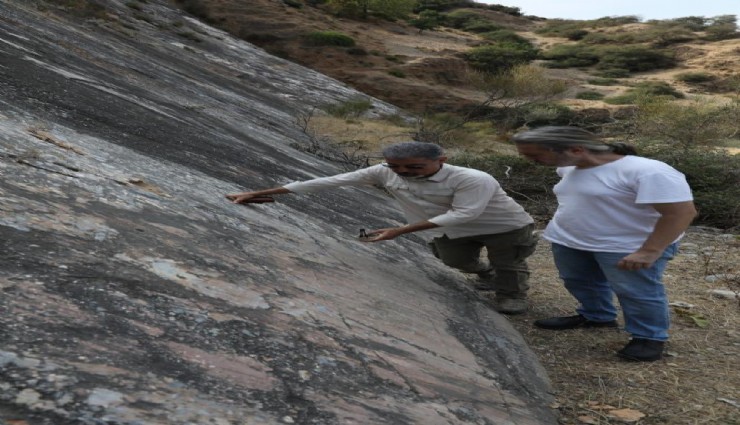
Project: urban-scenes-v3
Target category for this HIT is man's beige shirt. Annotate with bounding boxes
[283,164,533,241]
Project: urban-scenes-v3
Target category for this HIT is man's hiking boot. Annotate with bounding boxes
[534,314,618,330]
[617,338,665,362]
[494,298,528,315]
[481,292,528,315]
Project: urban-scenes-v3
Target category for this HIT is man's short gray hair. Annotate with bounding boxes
[382,141,444,159]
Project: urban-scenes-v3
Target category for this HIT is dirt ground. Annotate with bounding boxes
[507,229,739,425]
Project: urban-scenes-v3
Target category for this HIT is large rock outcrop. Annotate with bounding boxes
[0,1,555,423]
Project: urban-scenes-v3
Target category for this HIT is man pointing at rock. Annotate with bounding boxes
[227,141,537,314]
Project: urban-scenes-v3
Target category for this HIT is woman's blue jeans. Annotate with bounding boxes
[551,242,678,341]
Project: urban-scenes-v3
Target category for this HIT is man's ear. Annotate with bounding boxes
[439,156,448,163]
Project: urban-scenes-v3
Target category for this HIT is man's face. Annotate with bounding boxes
[382,156,446,178]
[516,144,579,167]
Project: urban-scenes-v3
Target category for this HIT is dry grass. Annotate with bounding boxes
[507,230,740,424]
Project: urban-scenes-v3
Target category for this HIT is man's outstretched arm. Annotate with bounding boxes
[364,220,440,242]
[226,187,292,204]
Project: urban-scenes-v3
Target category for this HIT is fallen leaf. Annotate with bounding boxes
[578,415,599,424]
[608,408,646,422]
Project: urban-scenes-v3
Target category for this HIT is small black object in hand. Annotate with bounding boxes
[359,228,369,238]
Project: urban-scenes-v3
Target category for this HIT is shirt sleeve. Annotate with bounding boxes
[635,167,693,204]
[427,174,496,227]
[283,165,384,194]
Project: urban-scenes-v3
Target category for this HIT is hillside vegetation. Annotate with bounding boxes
[164,0,740,230]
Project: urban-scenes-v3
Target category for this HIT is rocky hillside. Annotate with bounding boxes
[179,0,740,115]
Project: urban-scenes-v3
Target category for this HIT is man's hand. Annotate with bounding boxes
[225,187,290,204]
[617,250,662,270]
[226,192,261,204]
[360,227,405,242]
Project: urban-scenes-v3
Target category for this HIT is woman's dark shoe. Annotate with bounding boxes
[534,314,618,330]
[617,338,665,362]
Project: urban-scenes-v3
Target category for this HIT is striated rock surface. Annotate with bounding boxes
[0,1,554,424]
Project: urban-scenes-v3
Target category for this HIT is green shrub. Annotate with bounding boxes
[520,103,575,127]
[463,20,502,33]
[604,94,642,105]
[443,10,481,28]
[541,44,600,68]
[464,43,538,72]
[633,81,684,98]
[304,31,355,47]
[576,91,605,100]
[604,82,683,105]
[388,69,406,78]
[534,19,588,38]
[675,72,716,84]
[594,68,631,78]
[595,46,676,72]
[587,77,619,86]
[565,29,589,40]
[480,29,531,46]
[323,97,373,118]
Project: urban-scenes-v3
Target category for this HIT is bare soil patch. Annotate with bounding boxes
[508,229,739,424]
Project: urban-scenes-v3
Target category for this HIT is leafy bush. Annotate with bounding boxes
[595,46,676,72]
[388,69,406,78]
[594,68,631,78]
[304,30,355,47]
[519,103,575,127]
[322,97,373,118]
[536,16,640,38]
[541,44,600,68]
[587,77,619,86]
[576,91,605,100]
[480,29,532,46]
[460,19,501,33]
[565,29,589,40]
[464,42,538,72]
[410,10,442,33]
[632,81,684,98]
[704,15,739,41]
[675,72,716,84]
[604,83,683,105]
[442,9,481,28]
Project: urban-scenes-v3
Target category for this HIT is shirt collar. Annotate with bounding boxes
[424,164,451,182]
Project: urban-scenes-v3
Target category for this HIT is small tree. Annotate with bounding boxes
[410,10,442,33]
[327,0,416,20]
[470,64,569,130]
[631,97,740,153]
[704,15,739,41]
[463,42,538,73]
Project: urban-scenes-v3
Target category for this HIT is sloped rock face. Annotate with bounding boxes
[0,1,554,424]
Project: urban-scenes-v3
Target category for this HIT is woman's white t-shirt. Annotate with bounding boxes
[543,156,693,252]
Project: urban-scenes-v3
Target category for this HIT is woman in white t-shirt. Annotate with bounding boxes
[512,126,697,362]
